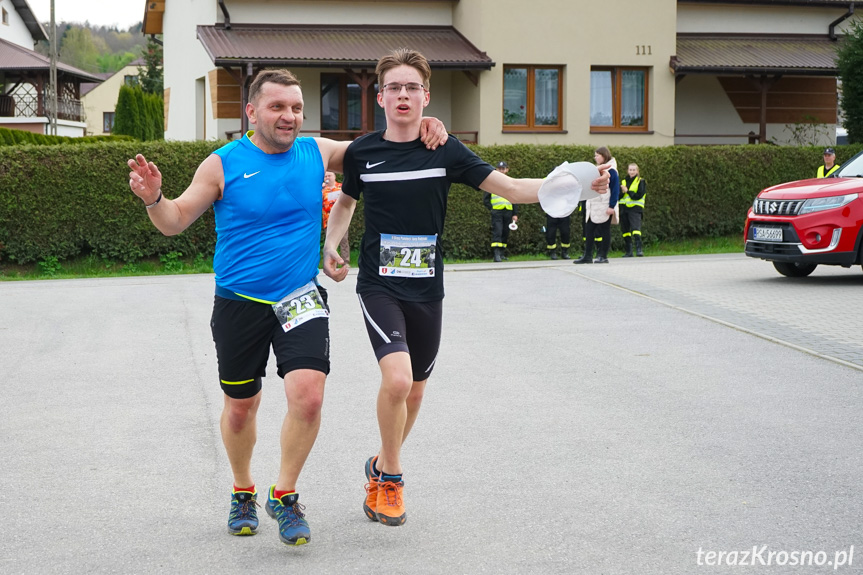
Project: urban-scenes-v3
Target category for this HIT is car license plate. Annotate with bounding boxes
[753,226,783,242]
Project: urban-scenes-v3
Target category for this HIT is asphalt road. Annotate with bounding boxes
[1,254,861,574]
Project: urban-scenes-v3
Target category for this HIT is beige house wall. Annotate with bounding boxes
[227,0,453,25]
[455,0,677,147]
[81,65,140,135]
[677,4,858,35]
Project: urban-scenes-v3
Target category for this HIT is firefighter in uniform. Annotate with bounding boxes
[817,148,839,178]
[619,163,647,257]
[545,212,571,260]
[484,161,518,262]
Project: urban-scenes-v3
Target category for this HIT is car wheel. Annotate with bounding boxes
[773,261,817,277]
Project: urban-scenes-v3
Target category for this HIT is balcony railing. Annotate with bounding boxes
[0,92,86,123]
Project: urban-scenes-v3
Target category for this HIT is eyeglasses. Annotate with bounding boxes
[381,82,426,94]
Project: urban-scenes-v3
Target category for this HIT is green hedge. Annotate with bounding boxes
[1,140,861,264]
[0,126,134,147]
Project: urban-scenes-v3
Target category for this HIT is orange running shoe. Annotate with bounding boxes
[376,476,406,526]
[363,455,380,521]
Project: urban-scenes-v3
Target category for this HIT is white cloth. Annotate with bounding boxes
[538,161,600,218]
[586,157,617,224]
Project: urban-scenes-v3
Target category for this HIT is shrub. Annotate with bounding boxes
[2,141,861,264]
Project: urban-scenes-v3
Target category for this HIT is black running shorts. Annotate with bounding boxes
[357,291,442,382]
[210,287,330,399]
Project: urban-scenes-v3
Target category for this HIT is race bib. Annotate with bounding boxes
[379,233,437,278]
[271,281,329,332]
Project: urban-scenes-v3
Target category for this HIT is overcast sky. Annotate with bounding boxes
[27,0,143,29]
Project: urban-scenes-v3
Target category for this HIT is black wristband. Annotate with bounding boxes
[145,191,162,209]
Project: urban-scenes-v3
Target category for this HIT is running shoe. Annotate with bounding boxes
[227,490,259,536]
[265,485,310,545]
[363,455,380,521]
[376,476,406,526]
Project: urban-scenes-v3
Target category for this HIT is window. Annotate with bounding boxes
[503,65,563,131]
[103,112,115,133]
[590,67,649,132]
[2,8,9,25]
[124,75,139,87]
[321,74,385,140]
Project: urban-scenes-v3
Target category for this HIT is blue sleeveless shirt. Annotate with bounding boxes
[212,134,324,303]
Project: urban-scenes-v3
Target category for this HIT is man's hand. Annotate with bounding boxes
[419,117,448,150]
[322,246,349,282]
[592,162,612,193]
[512,215,519,223]
[606,207,615,216]
[128,153,162,204]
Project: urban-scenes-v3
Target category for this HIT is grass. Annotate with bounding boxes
[0,235,745,281]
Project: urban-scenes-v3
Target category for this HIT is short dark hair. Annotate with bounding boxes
[249,69,301,104]
[376,48,432,91]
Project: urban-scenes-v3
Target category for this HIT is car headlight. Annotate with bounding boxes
[798,193,858,214]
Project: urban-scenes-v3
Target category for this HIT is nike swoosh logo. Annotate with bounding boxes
[244,171,261,179]
[366,161,386,169]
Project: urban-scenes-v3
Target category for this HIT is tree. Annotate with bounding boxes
[113,84,143,140]
[59,26,107,73]
[837,21,863,144]
[138,35,164,95]
[146,93,165,140]
[113,85,164,141]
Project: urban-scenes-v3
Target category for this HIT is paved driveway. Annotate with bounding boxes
[1,254,861,575]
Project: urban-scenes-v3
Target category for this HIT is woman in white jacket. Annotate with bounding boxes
[573,146,619,264]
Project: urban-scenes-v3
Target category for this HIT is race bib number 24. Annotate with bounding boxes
[379,233,436,278]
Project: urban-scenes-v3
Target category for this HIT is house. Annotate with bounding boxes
[674,0,858,145]
[0,0,103,136]
[80,59,146,136]
[144,0,861,146]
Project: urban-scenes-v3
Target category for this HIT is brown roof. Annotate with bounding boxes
[0,38,104,82]
[672,34,840,76]
[196,24,494,70]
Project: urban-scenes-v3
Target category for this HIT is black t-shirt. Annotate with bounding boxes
[343,132,494,302]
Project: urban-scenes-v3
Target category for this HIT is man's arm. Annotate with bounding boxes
[479,162,612,204]
[322,194,357,282]
[128,153,223,236]
[314,117,448,172]
[479,171,543,204]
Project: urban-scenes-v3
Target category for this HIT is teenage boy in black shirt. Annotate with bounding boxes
[323,48,609,527]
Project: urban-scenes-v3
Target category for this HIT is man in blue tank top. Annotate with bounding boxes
[127,69,447,547]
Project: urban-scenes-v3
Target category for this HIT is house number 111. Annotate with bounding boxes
[636,45,652,55]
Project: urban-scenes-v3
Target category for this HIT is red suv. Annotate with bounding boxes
[745,152,863,277]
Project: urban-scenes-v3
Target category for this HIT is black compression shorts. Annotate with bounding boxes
[357,291,442,382]
[210,288,330,399]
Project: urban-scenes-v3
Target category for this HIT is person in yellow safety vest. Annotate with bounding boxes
[483,161,518,262]
[619,163,647,257]
[817,147,840,178]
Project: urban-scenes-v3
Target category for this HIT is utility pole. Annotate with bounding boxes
[49,0,58,135]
